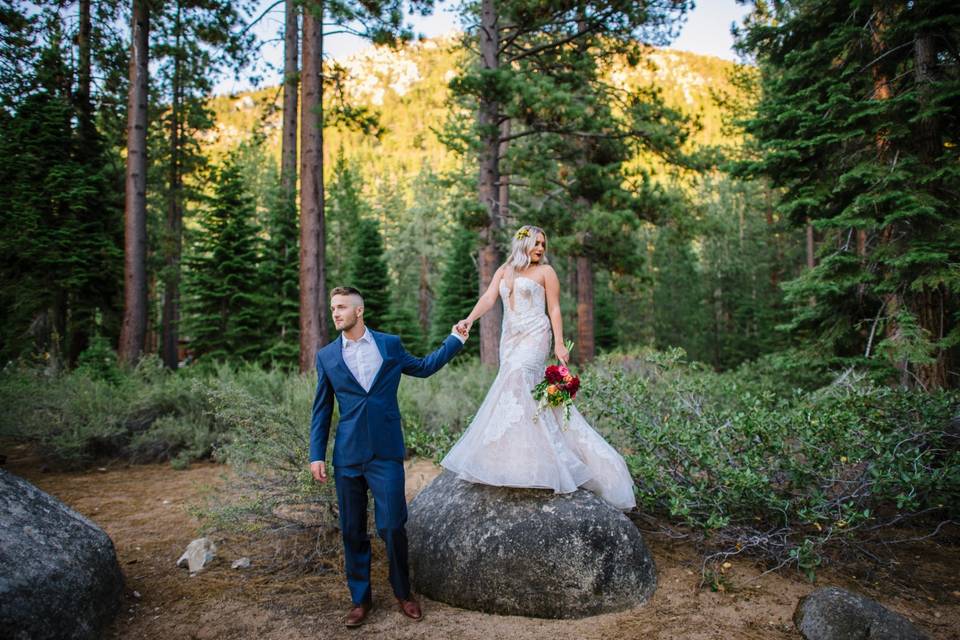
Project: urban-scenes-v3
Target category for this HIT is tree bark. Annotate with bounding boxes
[76,0,94,146]
[910,30,948,389]
[281,0,299,201]
[299,0,327,373]
[119,0,149,366]
[498,118,510,219]
[477,0,502,367]
[161,1,183,370]
[871,5,909,384]
[576,255,595,363]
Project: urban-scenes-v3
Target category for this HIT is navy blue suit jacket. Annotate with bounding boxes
[309,329,464,467]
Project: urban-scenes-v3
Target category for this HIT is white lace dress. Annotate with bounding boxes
[440,276,637,510]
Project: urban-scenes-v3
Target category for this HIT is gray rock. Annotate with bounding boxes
[0,468,124,640]
[794,586,929,640]
[231,557,251,570]
[176,538,216,573]
[407,470,656,618]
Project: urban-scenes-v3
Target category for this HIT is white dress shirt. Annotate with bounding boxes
[341,328,383,392]
[341,327,467,392]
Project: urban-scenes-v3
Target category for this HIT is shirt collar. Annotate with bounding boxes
[343,328,372,347]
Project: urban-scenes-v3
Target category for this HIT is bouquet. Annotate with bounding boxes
[532,345,580,430]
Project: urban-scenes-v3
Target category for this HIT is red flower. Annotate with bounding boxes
[544,365,565,384]
[564,376,580,398]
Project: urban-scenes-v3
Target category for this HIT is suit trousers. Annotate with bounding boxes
[334,457,410,605]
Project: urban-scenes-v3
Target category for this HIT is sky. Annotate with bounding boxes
[213,0,752,96]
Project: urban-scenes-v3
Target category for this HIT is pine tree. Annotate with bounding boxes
[326,148,364,290]
[593,271,618,353]
[0,18,122,367]
[183,153,263,363]
[431,228,479,357]
[348,216,391,330]
[735,0,960,388]
[385,300,424,354]
[260,168,300,367]
[652,226,707,361]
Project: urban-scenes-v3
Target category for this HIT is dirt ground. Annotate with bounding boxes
[5,444,960,640]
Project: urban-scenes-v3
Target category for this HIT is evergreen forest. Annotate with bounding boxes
[1,0,958,587]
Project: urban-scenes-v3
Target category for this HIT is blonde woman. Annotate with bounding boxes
[443,225,635,510]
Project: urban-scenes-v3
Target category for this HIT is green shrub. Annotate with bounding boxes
[577,348,960,579]
[195,375,340,554]
[397,357,496,444]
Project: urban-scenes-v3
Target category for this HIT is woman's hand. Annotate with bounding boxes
[456,319,473,336]
[554,342,570,366]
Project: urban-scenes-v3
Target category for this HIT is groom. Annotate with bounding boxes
[309,286,467,627]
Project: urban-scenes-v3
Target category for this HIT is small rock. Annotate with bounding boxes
[794,586,930,640]
[162,500,171,505]
[132,591,141,599]
[231,557,251,570]
[176,538,216,573]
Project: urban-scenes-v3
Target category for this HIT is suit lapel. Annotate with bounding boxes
[367,330,389,392]
[331,335,365,392]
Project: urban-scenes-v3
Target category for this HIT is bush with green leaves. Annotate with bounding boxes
[576,348,959,579]
[0,356,277,468]
[193,373,340,557]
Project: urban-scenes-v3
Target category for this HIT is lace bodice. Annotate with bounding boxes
[498,276,551,371]
[500,276,546,318]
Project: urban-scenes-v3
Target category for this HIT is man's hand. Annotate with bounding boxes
[310,461,328,483]
[453,322,470,339]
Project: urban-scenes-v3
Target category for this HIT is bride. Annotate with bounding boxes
[441,225,636,510]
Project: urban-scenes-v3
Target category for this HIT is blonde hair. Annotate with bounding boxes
[503,225,547,304]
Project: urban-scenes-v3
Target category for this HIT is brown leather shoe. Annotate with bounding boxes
[397,597,423,621]
[344,601,372,628]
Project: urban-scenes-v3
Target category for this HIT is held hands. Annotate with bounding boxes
[310,461,327,483]
[455,319,473,339]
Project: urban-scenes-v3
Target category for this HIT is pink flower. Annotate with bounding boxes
[558,365,570,377]
[545,365,564,384]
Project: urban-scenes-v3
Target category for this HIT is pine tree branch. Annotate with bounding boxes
[240,0,285,37]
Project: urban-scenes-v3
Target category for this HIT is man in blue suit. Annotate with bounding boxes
[310,286,467,627]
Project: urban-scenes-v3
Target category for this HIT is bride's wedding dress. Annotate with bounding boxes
[440,276,637,510]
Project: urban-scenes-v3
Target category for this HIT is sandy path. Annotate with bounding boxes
[5,445,959,640]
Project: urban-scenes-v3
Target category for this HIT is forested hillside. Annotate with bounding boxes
[199,39,768,368]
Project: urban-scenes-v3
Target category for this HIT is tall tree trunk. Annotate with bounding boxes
[870,5,908,384]
[281,0,299,201]
[281,0,300,345]
[477,0,502,367]
[76,0,93,145]
[910,29,948,389]
[576,255,595,363]
[67,0,95,366]
[498,118,510,219]
[161,2,183,370]
[119,0,149,366]
[299,0,327,373]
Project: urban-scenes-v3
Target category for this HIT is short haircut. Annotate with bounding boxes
[331,286,364,303]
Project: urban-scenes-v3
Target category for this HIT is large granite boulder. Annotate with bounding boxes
[0,469,124,640]
[794,586,929,640]
[407,470,656,618]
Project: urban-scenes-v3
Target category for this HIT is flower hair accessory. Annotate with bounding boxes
[515,228,530,240]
